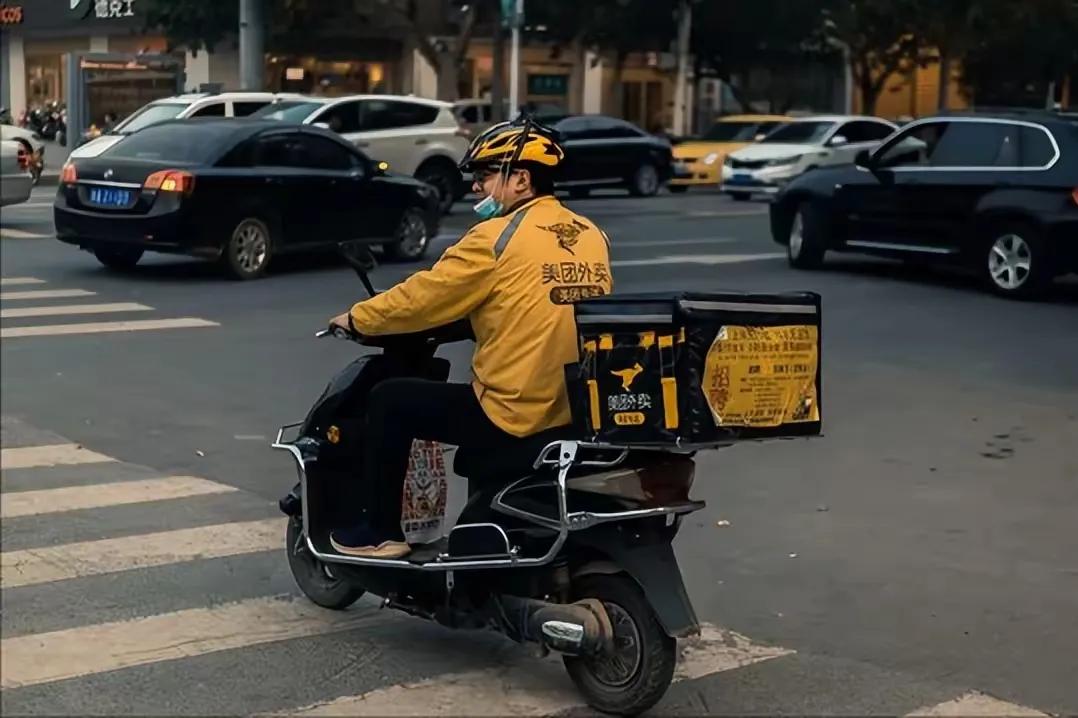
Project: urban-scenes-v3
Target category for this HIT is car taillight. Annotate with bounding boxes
[1072,187,1078,206]
[60,162,77,183]
[144,169,195,195]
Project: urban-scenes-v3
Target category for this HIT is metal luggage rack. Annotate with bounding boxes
[272,430,705,572]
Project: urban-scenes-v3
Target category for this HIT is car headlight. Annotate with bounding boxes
[764,156,801,167]
[703,152,719,165]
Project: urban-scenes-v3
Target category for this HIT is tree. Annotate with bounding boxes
[820,0,923,115]
[144,0,240,52]
[912,0,985,110]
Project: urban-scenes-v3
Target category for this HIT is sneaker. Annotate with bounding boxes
[330,524,411,559]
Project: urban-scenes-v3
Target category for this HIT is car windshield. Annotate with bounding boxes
[703,121,768,142]
[115,103,189,134]
[104,123,225,164]
[761,121,835,144]
[251,101,323,122]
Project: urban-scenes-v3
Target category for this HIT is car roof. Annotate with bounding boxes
[789,114,895,124]
[716,114,791,122]
[152,92,301,105]
[301,94,453,109]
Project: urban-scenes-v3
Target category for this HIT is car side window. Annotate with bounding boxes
[556,117,593,141]
[844,121,894,143]
[233,101,269,117]
[189,102,225,118]
[928,122,1012,167]
[253,134,304,167]
[359,100,439,131]
[1018,125,1056,168]
[875,122,948,168]
[294,135,359,171]
[313,101,361,134]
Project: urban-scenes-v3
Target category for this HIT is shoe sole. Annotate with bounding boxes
[330,536,411,559]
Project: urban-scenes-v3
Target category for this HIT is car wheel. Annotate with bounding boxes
[415,160,461,215]
[629,163,660,197]
[668,185,689,194]
[731,192,752,202]
[94,246,144,271]
[982,223,1052,298]
[787,202,827,269]
[383,207,431,262]
[222,216,274,280]
[568,187,591,199]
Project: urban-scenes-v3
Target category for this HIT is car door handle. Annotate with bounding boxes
[415,138,429,146]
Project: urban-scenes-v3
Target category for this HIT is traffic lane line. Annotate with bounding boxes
[0,228,51,239]
[0,288,94,301]
[0,594,380,690]
[0,476,237,518]
[0,277,46,287]
[0,317,219,338]
[612,253,786,267]
[0,302,152,319]
[291,623,793,716]
[907,692,1049,717]
[0,517,284,588]
[0,443,115,470]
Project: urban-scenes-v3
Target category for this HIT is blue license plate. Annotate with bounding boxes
[727,174,753,185]
[87,187,132,208]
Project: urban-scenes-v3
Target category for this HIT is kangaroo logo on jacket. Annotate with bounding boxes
[538,218,589,255]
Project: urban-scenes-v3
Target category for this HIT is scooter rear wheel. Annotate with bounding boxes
[563,574,676,716]
[286,517,365,610]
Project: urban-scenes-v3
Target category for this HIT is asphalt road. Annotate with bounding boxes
[2,186,1076,716]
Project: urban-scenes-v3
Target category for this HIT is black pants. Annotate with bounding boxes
[360,379,519,538]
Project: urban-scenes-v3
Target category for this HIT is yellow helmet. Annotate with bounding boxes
[459,119,565,172]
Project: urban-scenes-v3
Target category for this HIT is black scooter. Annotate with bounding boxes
[274,246,707,715]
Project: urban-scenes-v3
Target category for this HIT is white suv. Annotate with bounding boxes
[70,92,300,159]
[255,95,469,213]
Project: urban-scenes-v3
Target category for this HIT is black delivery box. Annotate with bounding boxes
[567,291,822,446]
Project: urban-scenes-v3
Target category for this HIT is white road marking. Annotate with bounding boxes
[0,288,94,301]
[1,517,284,588]
[612,252,785,267]
[0,302,152,319]
[0,595,379,689]
[0,277,45,287]
[292,623,793,716]
[1,317,219,338]
[0,443,115,470]
[0,476,236,518]
[907,692,1049,717]
[0,227,50,239]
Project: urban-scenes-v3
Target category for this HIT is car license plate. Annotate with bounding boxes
[728,173,753,185]
[87,187,132,208]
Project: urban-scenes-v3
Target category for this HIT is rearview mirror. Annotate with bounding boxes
[829,134,848,147]
[855,148,874,169]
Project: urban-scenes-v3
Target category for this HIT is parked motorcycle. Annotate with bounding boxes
[274,244,707,716]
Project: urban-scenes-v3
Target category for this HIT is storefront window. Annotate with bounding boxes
[267,57,391,96]
[26,55,65,108]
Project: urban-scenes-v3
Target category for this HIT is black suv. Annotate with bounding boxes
[769,112,1078,297]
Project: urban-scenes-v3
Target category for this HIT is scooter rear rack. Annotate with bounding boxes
[273,424,705,572]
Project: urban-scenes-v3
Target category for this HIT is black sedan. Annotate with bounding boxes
[551,115,674,197]
[54,119,441,279]
[769,112,1078,297]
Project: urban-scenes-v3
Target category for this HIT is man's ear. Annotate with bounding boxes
[517,169,532,192]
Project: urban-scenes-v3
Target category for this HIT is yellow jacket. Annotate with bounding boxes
[350,195,613,437]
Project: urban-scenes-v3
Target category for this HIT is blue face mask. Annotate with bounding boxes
[472,193,504,220]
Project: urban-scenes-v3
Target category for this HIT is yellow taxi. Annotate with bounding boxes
[669,114,790,191]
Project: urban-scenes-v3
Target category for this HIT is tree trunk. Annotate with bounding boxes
[491,24,505,121]
[436,50,459,100]
[937,51,951,112]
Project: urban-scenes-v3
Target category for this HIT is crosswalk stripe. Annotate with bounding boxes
[612,253,785,267]
[0,594,379,689]
[293,623,793,716]
[0,302,153,319]
[1,517,283,588]
[0,277,45,287]
[907,692,1049,717]
[1,317,219,338]
[0,288,95,301]
[0,476,236,518]
[1,443,115,470]
[0,228,50,239]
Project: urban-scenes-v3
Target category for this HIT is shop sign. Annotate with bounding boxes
[69,0,136,20]
[0,4,24,25]
[527,74,568,96]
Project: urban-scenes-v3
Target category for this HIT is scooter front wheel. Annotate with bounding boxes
[563,574,676,716]
[286,517,365,610]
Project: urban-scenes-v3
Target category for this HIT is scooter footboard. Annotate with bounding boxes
[570,522,699,638]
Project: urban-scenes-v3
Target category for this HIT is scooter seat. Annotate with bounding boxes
[453,425,577,486]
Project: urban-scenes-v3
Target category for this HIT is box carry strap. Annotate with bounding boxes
[659,334,679,430]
